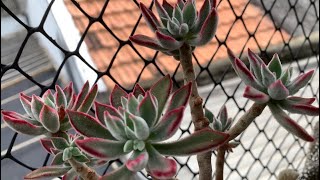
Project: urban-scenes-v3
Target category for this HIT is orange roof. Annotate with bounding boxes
[64,0,289,90]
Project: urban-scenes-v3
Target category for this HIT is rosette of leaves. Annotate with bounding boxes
[228,48,319,142]
[1,81,97,136]
[24,133,102,180]
[67,75,229,179]
[205,105,239,152]
[130,0,218,59]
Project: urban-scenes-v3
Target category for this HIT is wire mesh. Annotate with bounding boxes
[1,0,319,179]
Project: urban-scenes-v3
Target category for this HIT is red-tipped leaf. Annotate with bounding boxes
[75,138,126,160]
[130,35,168,51]
[140,3,160,32]
[155,31,183,50]
[67,110,114,139]
[243,86,270,104]
[287,70,314,95]
[126,150,149,172]
[94,101,122,124]
[39,104,60,133]
[149,107,185,141]
[269,103,314,142]
[152,128,229,155]
[167,82,191,112]
[77,84,98,113]
[267,80,289,100]
[109,84,128,108]
[24,165,71,179]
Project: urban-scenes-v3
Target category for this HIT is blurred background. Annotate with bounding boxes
[1,0,319,179]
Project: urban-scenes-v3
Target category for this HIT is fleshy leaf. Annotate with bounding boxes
[149,107,184,141]
[73,154,90,163]
[24,166,71,179]
[77,84,98,113]
[173,5,183,23]
[247,49,264,82]
[51,137,69,150]
[31,95,44,121]
[127,113,150,140]
[138,91,158,128]
[75,138,126,160]
[280,67,292,85]
[267,53,282,78]
[123,140,134,153]
[55,85,67,108]
[243,86,270,104]
[63,148,72,161]
[94,101,122,125]
[51,152,64,165]
[140,3,160,32]
[235,58,262,90]
[188,7,218,46]
[167,19,180,36]
[67,110,114,139]
[40,138,55,154]
[286,96,315,105]
[268,103,314,142]
[152,128,229,155]
[146,144,177,180]
[126,150,149,172]
[194,0,210,33]
[156,31,183,50]
[63,82,74,103]
[150,75,172,119]
[279,100,319,116]
[218,105,228,127]
[100,165,134,180]
[287,70,314,95]
[20,93,34,118]
[130,35,168,51]
[155,0,170,20]
[167,82,191,112]
[267,80,289,100]
[261,63,276,87]
[133,84,145,97]
[39,104,60,133]
[109,84,128,108]
[104,111,127,141]
[72,81,89,110]
[182,0,197,27]
[204,108,214,123]
[2,113,46,135]
[162,0,174,16]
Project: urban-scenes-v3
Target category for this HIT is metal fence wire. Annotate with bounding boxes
[1,0,319,179]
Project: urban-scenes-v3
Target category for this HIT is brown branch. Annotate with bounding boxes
[215,147,226,180]
[227,103,266,141]
[179,43,211,180]
[68,158,100,180]
[215,102,267,180]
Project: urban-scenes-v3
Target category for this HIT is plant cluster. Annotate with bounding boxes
[2,0,319,179]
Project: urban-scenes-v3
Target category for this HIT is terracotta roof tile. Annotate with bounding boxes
[64,0,290,90]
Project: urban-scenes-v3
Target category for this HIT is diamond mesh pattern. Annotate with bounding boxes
[1,0,319,179]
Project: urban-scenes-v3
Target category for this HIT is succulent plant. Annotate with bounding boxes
[67,75,229,179]
[1,81,97,136]
[228,48,319,142]
[25,133,106,180]
[130,0,218,59]
[205,105,232,132]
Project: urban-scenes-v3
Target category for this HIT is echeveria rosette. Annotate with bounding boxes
[68,75,229,179]
[130,0,218,59]
[1,81,98,136]
[227,48,319,142]
[26,134,105,180]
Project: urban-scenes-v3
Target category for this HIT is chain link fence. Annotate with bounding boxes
[1,0,319,179]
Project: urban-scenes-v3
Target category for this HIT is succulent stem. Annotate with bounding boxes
[215,147,226,180]
[179,43,211,180]
[68,158,100,180]
[215,102,266,180]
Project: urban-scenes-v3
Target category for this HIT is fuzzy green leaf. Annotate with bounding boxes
[24,166,71,179]
[76,138,126,160]
[104,112,127,141]
[126,150,149,172]
[267,53,282,78]
[152,128,229,155]
[67,110,115,140]
[39,104,60,133]
[138,91,158,128]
